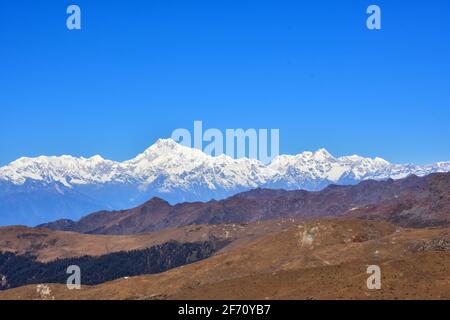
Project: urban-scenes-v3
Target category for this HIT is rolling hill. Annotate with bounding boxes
[0,219,448,300]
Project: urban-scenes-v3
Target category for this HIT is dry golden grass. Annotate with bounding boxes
[1,219,448,300]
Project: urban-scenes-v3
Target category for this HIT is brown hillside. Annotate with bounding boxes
[0,219,298,262]
[1,219,448,300]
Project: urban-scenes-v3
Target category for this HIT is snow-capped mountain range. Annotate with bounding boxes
[1,138,449,226]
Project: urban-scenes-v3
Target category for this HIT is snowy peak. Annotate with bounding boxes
[0,154,118,187]
[313,148,334,160]
[0,139,449,194]
[1,139,450,225]
[128,138,210,166]
[135,138,192,157]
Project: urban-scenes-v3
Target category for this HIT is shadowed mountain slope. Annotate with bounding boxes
[0,219,298,262]
[40,173,450,234]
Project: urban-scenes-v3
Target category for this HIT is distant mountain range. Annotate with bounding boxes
[1,139,449,226]
[40,172,450,234]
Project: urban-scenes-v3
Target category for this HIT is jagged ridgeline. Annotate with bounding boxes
[2,139,449,226]
[0,240,225,290]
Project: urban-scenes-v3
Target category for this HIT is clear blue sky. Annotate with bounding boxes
[1,0,449,166]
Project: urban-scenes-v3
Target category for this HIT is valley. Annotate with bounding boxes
[0,172,448,300]
[0,219,448,300]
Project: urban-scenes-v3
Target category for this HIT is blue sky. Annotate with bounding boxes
[0,0,449,166]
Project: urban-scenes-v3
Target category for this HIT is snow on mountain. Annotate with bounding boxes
[122,139,273,192]
[0,139,273,191]
[1,138,449,225]
[0,155,119,187]
[1,138,449,190]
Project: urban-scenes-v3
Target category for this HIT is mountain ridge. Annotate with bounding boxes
[2,139,449,187]
[39,172,450,234]
[1,139,449,226]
